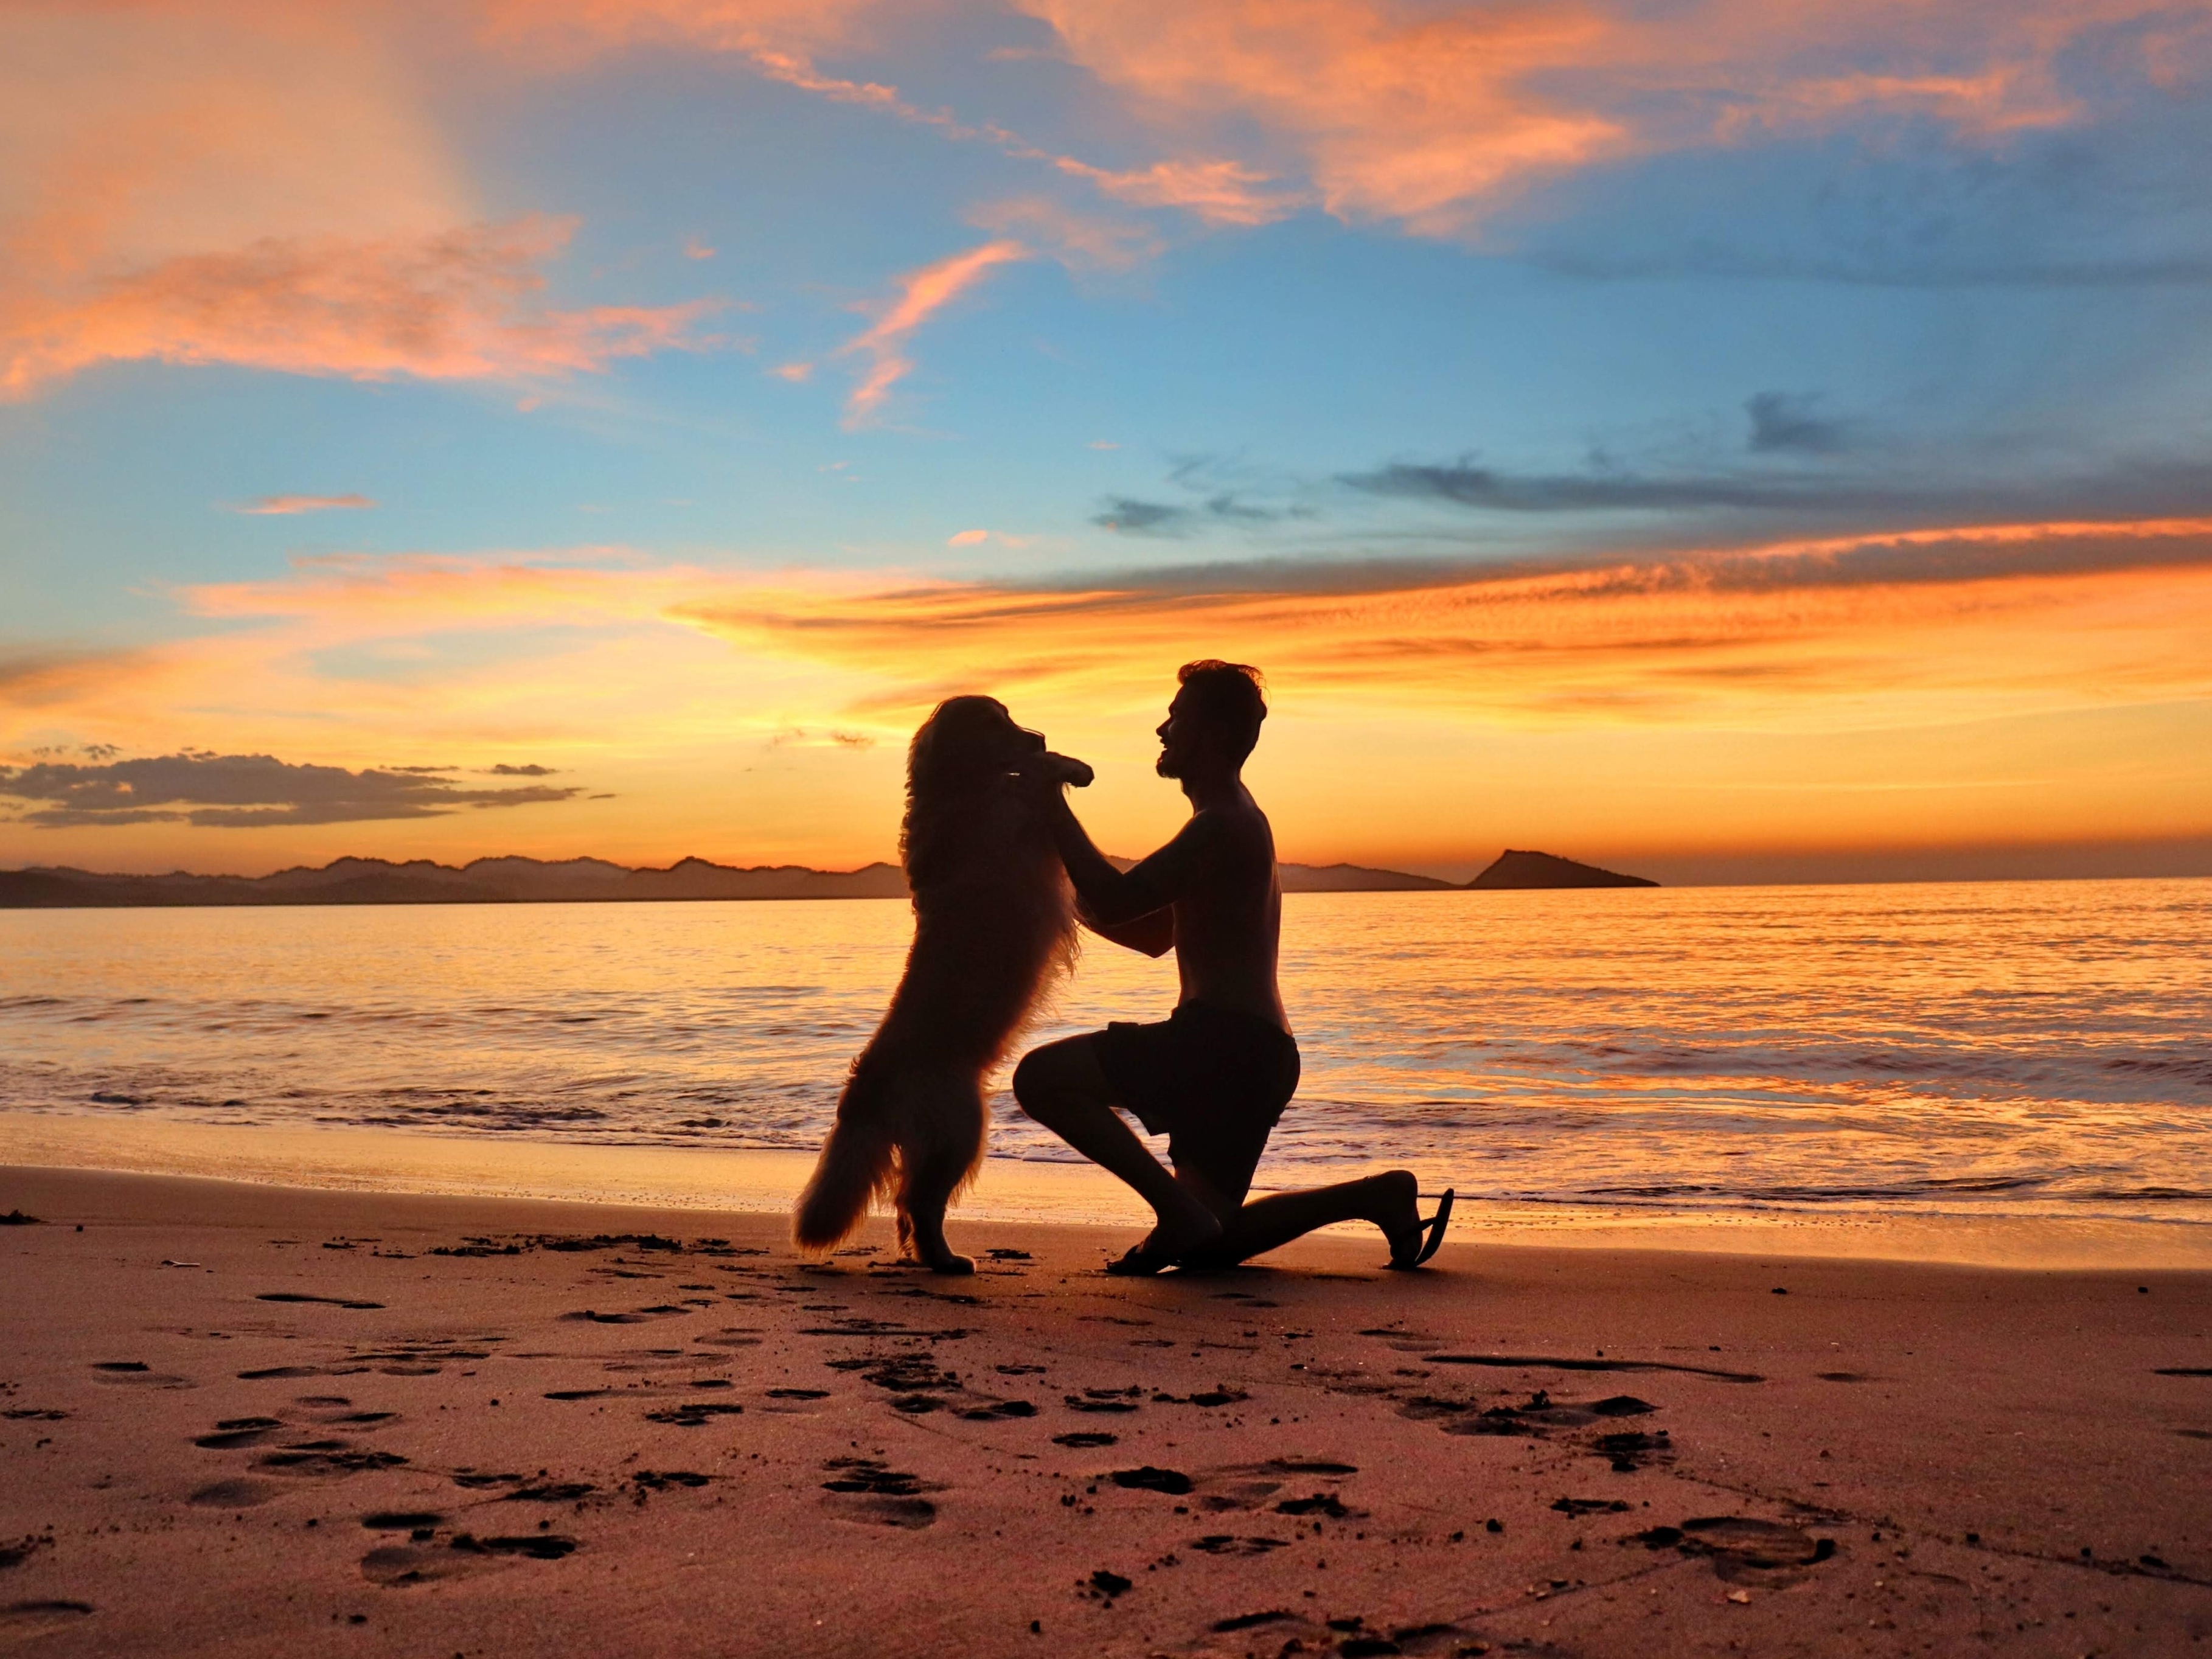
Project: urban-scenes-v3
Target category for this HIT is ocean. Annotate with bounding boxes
[3,879,2207,1244]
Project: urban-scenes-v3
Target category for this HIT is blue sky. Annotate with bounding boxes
[4,0,2210,878]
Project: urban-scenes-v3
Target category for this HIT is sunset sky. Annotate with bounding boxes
[4,0,2211,882]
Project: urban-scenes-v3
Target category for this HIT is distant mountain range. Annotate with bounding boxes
[0,848,1654,908]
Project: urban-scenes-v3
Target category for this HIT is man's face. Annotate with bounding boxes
[1155,690,1199,778]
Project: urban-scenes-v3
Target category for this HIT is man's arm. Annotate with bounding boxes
[1036,784,1214,927]
[1082,905,1174,958]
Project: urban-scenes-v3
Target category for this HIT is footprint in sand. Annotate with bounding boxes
[630,1471,711,1492]
[359,1534,578,1588]
[819,1459,941,1529]
[360,1512,445,1532]
[1187,1459,1356,1514]
[559,1308,690,1325]
[187,1479,282,1508]
[644,1402,745,1427]
[1629,1516,1838,1585]
[193,1417,285,1449]
[252,1445,409,1478]
[89,1362,193,1389]
[0,1602,95,1638]
[1191,1536,1290,1557]
[1110,1467,1194,1495]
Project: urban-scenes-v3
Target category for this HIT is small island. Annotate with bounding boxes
[1466,849,1658,889]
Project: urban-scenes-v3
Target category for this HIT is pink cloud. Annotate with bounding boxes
[501,1,2211,240]
[835,238,1027,427]
[0,7,723,398]
[1,217,718,398]
[965,197,1163,270]
[233,493,377,516]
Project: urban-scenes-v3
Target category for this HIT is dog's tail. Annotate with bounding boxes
[793,1062,896,1253]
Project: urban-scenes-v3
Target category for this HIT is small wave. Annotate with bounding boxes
[1583,1175,2051,1202]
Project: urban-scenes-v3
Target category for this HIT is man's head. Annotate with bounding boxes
[1156,660,1267,780]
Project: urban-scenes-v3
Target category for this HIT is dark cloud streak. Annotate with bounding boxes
[0,753,584,829]
[1745,391,1849,454]
[1338,456,1919,514]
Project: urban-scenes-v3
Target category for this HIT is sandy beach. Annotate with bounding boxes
[4,1164,2209,1657]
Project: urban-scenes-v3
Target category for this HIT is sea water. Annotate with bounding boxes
[3,880,2207,1237]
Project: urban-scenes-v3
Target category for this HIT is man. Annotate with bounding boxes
[1013,660,1453,1275]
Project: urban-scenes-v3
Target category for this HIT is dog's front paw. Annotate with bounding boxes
[1040,751,1093,788]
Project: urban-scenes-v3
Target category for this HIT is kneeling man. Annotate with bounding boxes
[1014,660,1452,1275]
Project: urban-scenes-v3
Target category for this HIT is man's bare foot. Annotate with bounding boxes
[1104,1205,1223,1277]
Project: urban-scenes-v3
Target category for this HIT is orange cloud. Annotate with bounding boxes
[0,4,714,397]
[671,516,2212,730]
[10,519,2210,869]
[835,239,1027,426]
[116,516,2212,742]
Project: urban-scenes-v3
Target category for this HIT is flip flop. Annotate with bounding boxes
[1387,1189,1455,1270]
[1414,1189,1455,1265]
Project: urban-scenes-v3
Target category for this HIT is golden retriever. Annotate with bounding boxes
[793,696,1091,1273]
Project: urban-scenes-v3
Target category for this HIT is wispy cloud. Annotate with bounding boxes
[835,239,1028,427]
[1094,493,1304,535]
[0,752,583,829]
[1048,158,1306,227]
[3,218,720,398]
[233,493,378,516]
[1337,456,1916,515]
[965,198,1163,271]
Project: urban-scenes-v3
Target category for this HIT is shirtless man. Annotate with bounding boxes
[1013,660,1453,1275]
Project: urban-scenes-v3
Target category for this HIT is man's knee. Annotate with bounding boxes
[1010,1043,1062,1118]
[1012,1037,1095,1122]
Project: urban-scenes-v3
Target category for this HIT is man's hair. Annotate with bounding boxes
[1175,659,1268,763]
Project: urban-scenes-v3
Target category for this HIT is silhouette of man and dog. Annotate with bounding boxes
[797,659,1453,1275]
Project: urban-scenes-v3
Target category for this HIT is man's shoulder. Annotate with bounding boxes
[1186,798,1274,855]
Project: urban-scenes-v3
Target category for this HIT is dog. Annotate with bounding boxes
[793,696,1092,1273]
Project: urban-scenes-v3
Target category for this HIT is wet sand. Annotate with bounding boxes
[3,1163,2210,1657]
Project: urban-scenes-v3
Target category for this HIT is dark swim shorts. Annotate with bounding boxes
[1096,1001,1300,1200]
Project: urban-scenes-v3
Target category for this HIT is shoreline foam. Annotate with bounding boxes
[7,1113,2211,1270]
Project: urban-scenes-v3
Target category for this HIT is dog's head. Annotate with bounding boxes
[908,696,1091,799]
